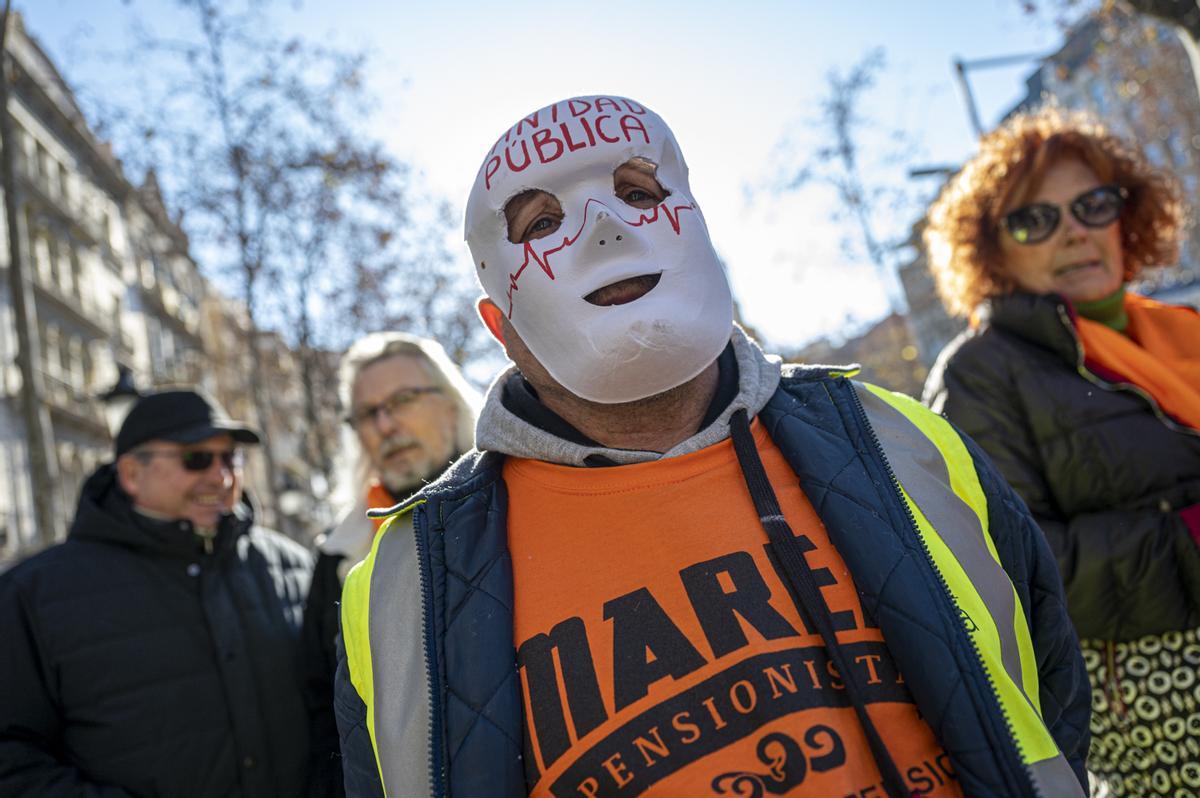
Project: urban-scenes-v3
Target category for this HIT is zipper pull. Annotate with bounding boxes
[204,536,214,555]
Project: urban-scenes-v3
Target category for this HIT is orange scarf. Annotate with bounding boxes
[366,480,396,533]
[1075,292,1200,430]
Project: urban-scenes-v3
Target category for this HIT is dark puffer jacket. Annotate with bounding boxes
[0,464,314,797]
[924,291,1200,642]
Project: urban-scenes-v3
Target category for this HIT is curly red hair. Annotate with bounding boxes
[924,107,1185,317]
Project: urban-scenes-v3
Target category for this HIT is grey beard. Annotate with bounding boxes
[379,455,456,502]
[380,477,422,502]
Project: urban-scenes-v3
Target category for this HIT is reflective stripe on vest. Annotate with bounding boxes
[342,501,427,798]
[856,382,1083,798]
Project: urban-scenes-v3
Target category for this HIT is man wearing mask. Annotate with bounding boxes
[335,96,1090,798]
[302,332,480,796]
[0,389,313,797]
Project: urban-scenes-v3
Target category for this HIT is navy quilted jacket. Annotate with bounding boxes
[335,371,1089,796]
[0,465,314,797]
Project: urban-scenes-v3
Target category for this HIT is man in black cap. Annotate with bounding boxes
[0,389,315,797]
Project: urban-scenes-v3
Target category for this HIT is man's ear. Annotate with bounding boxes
[476,297,507,346]
[115,454,140,500]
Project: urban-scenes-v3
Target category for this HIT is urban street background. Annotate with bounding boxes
[2,0,1198,563]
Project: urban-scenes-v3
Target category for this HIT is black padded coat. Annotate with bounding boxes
[0,464,314,797]
[924,291,1200,642]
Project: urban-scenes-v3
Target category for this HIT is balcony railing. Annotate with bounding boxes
[143,277,202,338]
[30,263,114,339]
[41,369,108,436]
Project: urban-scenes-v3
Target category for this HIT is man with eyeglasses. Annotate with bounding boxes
[0,389,315,798]
[301,332,480,797]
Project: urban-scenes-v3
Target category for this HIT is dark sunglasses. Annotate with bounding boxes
[1002,184,1127,245]
[137,449,245,472]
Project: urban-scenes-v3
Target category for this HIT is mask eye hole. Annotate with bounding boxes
[504,189,563,244]
[613,158,670,209]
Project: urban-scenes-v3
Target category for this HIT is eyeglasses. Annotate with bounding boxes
[136,449,245,472]
[1002,185,1127,245]
[345,386,443,429]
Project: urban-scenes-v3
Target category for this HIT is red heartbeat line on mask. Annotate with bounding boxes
[505,198,697,318]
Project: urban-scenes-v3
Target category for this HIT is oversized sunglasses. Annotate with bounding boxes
[137,449,245,472]
[1002,185,1127,245]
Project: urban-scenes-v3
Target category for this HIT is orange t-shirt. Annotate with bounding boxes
[505,419,963,798]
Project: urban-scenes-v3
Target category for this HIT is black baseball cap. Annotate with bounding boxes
[115,389,261,456]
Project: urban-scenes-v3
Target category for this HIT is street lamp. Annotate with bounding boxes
[952,51,1051,139]
[99,366,140,437]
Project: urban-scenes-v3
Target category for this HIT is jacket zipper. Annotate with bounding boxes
[411,504,447,798]
[844,381,1040,797]
[1056,304,1200,439]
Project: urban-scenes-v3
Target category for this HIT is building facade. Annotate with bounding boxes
[0,13,130,552]
[0,14,334,565]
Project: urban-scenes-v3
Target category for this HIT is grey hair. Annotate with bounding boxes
[331,332,481,508]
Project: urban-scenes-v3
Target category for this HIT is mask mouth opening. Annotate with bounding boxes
[583,273,662,306]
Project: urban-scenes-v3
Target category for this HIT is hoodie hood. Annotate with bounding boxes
[70,463,255,559]
[475,325,781,466]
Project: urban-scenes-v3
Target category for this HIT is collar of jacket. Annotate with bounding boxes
[979,291,1078,365]
[68,463,254,559]
[320,457,460,559]
[473,324,784,467]
[318,495,374,560]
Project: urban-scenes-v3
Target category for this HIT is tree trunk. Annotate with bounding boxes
[0,4,60,551]
[296,300,332,499]
[241,277,282,532]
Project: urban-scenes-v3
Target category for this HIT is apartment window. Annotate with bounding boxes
[48,235,62,291]
[113,300,124,348]
[57,441,75,514]
[147,317,163,374]
[9,125,25,173]
[58,168,71,207]
[98,209,111,250]
[58,238,75,297]
[33,230,52,285]
[59,334,73,387]
[69,247,83,305]
[82,345,95,393]
[68,337,84,391]
[35,142,50,182]
[150,251,163,285]
[44,324,60,376]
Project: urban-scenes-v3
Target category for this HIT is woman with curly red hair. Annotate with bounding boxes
[923,107,1200,796]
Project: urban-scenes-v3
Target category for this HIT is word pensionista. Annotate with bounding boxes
[484,97,652,191]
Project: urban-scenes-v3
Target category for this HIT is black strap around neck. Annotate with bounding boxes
[728,409,913,798]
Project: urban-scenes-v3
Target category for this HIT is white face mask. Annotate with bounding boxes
[465,95,733,404]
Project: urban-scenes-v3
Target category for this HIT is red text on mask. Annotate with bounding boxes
[484,98,651,191]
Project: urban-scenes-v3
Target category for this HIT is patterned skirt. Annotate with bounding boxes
[1083,629,1200,797]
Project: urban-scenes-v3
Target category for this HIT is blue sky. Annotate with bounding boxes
[25,0,1070,352]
